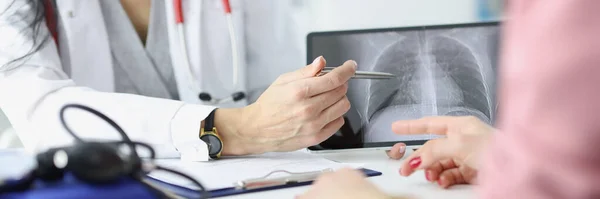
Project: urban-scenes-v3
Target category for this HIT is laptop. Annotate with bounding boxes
[306,21,501,152]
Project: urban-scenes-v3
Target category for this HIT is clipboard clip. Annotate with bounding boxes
[234,168,334,190]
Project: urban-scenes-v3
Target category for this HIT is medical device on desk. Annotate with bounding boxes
[0,104,209,199]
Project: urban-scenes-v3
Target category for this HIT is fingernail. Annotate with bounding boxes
[425,170,430,181]
[312,56,322,65]
[351,60,357,69]
[408,157,421,169]
[398,145,405,154]
[438,178,444,186]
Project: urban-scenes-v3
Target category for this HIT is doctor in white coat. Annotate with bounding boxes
[0,0,357,161]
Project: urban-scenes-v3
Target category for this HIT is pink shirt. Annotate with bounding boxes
[479,0,600,198]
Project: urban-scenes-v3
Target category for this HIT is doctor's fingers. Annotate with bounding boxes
[297,60,356,98]
[275,56,326,85]
[317,95,351,127]
[304,116,345,147]
[309,82,348,112]
[296,95,349,136]
[283,116,344,151]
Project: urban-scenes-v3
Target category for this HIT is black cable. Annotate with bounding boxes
[0,171,36,193]
[58,104,209,199]
[106,141,157,160]
[59,104,135,155]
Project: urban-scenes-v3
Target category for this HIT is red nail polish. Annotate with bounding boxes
[409,157,421,169]
[425,171,430,181]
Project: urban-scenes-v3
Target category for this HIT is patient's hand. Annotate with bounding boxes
[421,159,478,188]
[297,168,413,199]
[392,116,495,188]
[386,142,407,160]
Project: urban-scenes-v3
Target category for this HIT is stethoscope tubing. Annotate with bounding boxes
[174,0,241,105]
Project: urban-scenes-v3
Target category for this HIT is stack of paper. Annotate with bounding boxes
[147,151,363,190]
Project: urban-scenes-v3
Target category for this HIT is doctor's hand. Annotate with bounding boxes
[221,56,356,155]
[394,116,495,188]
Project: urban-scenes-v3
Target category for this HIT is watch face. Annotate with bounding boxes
[200,134,222,155]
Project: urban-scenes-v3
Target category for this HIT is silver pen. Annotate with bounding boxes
[234,169,333,190]
[319,67,396,79]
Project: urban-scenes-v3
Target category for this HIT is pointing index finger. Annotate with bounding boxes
[302,60,357,97]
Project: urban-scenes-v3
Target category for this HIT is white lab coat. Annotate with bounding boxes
[0,0,309,161]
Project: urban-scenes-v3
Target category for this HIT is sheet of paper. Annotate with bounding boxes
[147,151,363,190]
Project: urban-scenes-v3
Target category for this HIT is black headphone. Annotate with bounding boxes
[0,104,209,199]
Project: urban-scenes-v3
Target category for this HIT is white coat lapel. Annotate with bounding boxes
[99,0,172,99]
[55,0,114,92]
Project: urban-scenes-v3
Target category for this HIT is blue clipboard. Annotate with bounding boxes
[146,168,382,198]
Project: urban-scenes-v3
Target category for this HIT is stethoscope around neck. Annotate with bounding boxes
[174,0,246,105]
[43,0,246,105]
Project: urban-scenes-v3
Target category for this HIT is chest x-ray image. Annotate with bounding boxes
[308,23,500,149]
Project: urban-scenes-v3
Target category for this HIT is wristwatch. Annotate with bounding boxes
[199,109,223,159]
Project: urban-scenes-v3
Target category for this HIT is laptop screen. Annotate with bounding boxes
[306,22,501,150]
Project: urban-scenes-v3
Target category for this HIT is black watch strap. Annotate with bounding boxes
[204,109,217,131]
[202,109,222,159]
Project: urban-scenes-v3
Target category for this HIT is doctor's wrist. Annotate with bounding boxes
[213,108,253,156]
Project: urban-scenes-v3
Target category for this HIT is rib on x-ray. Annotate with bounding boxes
[310,25,499,144]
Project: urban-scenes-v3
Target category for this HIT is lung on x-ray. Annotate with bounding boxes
[309,24,500,144]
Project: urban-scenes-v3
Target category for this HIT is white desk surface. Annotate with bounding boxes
[222,149,475,199]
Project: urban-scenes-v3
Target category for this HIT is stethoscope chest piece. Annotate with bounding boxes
[198,91,245,105]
